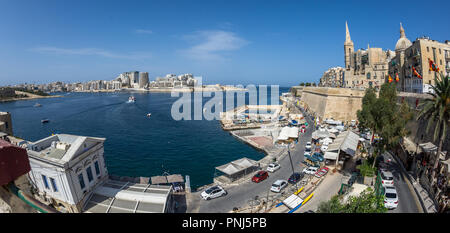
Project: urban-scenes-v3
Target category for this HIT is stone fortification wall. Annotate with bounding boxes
[300,87,365,123]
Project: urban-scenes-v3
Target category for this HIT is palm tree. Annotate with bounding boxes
[417,72,450,180]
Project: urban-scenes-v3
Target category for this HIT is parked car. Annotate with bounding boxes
[302,166,319,175]
[302,160,319,167]
[267,163,281,173]
[305,142,312,150]
[252,171,269,183]
[200,186,227,200]
[383,186,398,209]
[304,151,311,156]
[288,172,304,184]
[314,167,330,178]
[380,170,394,187]
[321,145,328,152]
[270,180,288,193]
[312,152,324,162]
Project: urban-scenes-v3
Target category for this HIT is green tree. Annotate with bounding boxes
[299,82,305,86]
[357,83,412,167]
[417,72,450,179]
[305,83,311,87]
[317,188,387,213]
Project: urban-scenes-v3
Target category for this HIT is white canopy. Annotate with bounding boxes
[277,127,298,141]
[287,127,299,138]
[216,157,258,176]
[324,151,339,160]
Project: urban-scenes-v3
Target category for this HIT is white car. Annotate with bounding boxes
[304,151,311,156]
[305,142,312,150]
[383,186,398,209]
[267,163,281,173]
[200,186,227,200]
[270,180,288,193]
[380,170,395,187]
[321,145,328,152]
[302,166,319,175]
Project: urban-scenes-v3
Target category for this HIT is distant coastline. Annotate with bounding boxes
[0,90,62,103]
[72,85,248,93]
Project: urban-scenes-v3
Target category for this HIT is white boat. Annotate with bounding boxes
[127,96,136,103]
[147,113,152,118]
[34,103,42,107]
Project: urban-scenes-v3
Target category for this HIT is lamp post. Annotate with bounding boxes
[287,145,298,190]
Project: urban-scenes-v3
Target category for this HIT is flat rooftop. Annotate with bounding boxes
[83,179,172,213]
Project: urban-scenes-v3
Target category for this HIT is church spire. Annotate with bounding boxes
[345,21,352,43]
[400,22,406,38]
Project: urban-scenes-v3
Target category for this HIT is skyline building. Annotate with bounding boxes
[389,24,450,93]
[139,72,149,88]
[343,21,394,90]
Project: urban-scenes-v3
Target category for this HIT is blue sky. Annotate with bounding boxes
[1,0,449,87]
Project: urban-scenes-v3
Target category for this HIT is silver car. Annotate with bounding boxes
[380,171,394,187]
[383,186,398,209]
[270,180,288,193]
[200,186,227,200]
[267,163,281,173]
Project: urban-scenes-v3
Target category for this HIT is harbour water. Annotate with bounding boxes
[0,87,289,189]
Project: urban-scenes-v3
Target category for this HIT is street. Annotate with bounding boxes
[381,152,421,213]
[188,111,314,213]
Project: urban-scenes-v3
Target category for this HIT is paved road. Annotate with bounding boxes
[189,112,314,213]
[380,152,421,213]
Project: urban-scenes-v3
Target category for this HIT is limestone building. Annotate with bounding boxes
[139,72,149,88]
[343,22,395,90]
[0,112,13,136]
[319,67,345,87]
[389,24,450,93]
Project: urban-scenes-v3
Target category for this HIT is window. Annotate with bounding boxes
[78,173,85,190]
[42,175,49,189]
[50,178,58,192]
[86,167,94,182]
[427,47,429,52]
[94,161,100,176]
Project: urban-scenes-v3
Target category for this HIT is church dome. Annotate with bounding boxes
[395,23,412,51]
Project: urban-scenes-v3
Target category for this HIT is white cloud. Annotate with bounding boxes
[181,30,248,61]
[32,47,151,59]
[135,29,153,34]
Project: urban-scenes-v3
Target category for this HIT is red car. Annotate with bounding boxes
[252,171,269,183]
[314,167,330,178]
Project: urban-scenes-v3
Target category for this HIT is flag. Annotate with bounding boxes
[428,58,440,72]
[395,73,399,82]
[388,75,393,83]
[412,66,422,79]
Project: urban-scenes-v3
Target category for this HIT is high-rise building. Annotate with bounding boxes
[139,72,149,88]
[129,71,139,84]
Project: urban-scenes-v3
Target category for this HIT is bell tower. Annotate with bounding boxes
[344,21,354,70]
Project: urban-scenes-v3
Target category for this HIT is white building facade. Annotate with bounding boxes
[26,134,108,212]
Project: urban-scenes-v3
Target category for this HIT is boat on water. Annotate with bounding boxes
[41,119,49,124]
[147,113,152,118]
[127,96,136,103]
[34,103,42,107]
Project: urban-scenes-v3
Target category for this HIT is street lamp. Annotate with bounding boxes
[286,145,298,190]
